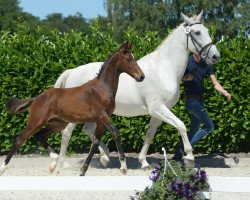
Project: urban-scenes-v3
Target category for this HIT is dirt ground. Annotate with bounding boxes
[0,152,250,199]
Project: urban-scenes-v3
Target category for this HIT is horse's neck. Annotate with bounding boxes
[98,59,120,96]
[146,25,189,82]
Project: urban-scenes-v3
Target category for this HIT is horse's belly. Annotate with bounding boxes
[114,103,149,117]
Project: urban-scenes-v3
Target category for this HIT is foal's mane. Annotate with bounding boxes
[96,47,121,80]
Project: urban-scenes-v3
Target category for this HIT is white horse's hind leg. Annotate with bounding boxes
[139,117,162,169]
[55,123,76,169]
[148,102,194,162]
[83,123,110,167]
[0,162,7,176]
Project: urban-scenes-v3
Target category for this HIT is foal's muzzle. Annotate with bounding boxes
[136,74,145,82]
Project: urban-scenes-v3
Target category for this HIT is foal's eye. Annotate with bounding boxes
[128,59,133,64]
[195,31,201,36]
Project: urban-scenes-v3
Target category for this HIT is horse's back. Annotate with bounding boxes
[65,62,103,88]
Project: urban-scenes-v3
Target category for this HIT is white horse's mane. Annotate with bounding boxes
[156,15,202,51]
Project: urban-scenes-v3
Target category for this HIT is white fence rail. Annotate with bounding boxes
[0,176,250,193]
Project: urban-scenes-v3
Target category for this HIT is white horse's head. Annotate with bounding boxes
[181,10,220,64]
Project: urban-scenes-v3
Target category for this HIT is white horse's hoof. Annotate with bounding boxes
[184,154,194,161]
[100,154,110,168]
[184,156,195,167]
[50,152,59,159]
[57,160,72,169]
[62,161,71,169]
[141,161,150,170]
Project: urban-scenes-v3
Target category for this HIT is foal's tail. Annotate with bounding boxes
[54,69,71,88]
[6,97,35,115]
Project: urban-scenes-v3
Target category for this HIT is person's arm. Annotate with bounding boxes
[210,74,231,101]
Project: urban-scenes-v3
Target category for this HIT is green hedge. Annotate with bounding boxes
[0,22,249,155]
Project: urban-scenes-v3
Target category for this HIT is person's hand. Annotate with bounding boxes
[223,91,231,101]
[182,74,193,81]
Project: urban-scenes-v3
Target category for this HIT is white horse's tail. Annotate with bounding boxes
[54,69,71,88]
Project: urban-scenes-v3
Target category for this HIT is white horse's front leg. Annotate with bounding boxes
[139,117,162,170]
[148,101,194,162]
[83,123,110,167]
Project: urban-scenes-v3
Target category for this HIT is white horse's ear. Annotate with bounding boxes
[181,12,192,25]
[197,10,203,22]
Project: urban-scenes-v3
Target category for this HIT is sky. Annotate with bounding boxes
[19,0,107,20]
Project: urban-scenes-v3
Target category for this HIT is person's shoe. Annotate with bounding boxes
[172,149,184,162]
[171,155,182,162]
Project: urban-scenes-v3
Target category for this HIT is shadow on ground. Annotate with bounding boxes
[77,153,232,169]
[195,154,231,168]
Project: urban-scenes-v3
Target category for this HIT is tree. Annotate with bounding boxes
[105,0,169,41]
[63,13,90,34]
[104,0,249,41]
[0,0,39,32]
[40,13,90,34]
[0,0,23,30]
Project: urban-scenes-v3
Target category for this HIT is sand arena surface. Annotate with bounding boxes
[0,153,250,199]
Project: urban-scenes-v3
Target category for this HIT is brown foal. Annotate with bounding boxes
[0,42,145,176]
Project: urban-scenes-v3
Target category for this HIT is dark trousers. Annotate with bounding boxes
[173,97,214,160]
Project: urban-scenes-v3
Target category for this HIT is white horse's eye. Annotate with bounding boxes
[195,31,201,36]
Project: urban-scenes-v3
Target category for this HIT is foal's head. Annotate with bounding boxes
[117,42,145,82]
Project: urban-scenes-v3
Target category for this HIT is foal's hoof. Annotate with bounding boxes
[79,173,85,176]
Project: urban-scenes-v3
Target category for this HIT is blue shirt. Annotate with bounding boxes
[184,55,214,96]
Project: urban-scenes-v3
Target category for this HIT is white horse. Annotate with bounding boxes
[50,11,220,171]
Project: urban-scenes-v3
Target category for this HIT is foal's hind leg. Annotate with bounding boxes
[80,123,105,176]
[0,124,41,176]
[34,119,68,173]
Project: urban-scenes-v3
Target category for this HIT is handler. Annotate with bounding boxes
[173,53,231,161]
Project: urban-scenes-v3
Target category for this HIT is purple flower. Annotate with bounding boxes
[200,170,207,180]
[151,168,158,174]
[149,172,160,182]
[130,196,135,200]
[155,163,162,170]
[171,178,183,193]
[185,190,194,200]
[190,184,199,192]
[184,182,191,190]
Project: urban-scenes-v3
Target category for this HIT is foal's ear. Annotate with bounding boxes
[121,41,132,54]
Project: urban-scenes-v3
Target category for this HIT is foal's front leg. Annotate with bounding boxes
[99,113,127,174]
[105,122,127,174]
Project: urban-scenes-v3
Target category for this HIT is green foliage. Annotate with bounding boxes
[0,22,249,155]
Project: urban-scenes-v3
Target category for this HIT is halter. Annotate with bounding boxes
[184,22,213,61]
